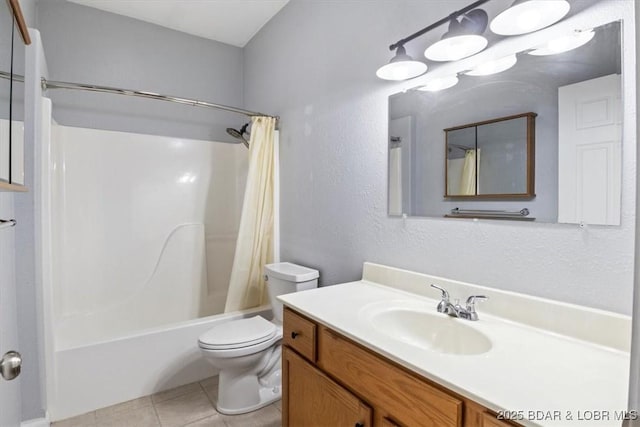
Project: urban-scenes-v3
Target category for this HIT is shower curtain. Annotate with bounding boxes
[459,149,480,195]
[224,116,277,312]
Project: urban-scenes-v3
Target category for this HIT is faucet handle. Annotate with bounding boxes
[467,295,489,307]
[430,284,450,301]
[465,295,488,310]
[465,295,488,321]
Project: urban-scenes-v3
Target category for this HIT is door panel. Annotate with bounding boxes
[283,346,371,427]
[558,74,622,225]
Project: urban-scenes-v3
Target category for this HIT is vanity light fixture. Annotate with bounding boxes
[490,0,570,36]
[377,0,575,81]
[466,54,518,76]
[528,29,595,56]
[376,45,428,81]
[418,75,459,92]
[377,0,491,81]
[424,9,489,62]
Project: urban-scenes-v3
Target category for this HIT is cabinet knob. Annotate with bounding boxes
[355,423,364,427]
[291,331,299,339]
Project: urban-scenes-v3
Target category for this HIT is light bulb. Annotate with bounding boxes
[376,61,427,81]
[424,35,488,62]
[490,0,570,36]
[528,30,595,56]
[376,46,428,81]
[466,54,518,76]
[418,76,459,92]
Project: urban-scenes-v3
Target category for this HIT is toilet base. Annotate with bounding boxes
[216,384,281,415]
[214,346,282,415]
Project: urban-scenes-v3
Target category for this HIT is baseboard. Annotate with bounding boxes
[21,416,50,427]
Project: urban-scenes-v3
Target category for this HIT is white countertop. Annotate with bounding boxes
[279,278,631,427]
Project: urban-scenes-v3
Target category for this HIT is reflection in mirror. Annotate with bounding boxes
[0,0,26,187]
[445,113,535,198]
[388,21,622,224]
[446,127,475,196]
[0,0,12,182]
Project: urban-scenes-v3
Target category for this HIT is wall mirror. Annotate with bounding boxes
[1,0,30,191]
[445,112,536,198]
[388,21,622,224]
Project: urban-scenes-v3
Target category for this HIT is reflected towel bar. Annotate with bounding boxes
[0,219,17,230]
[451,208,530,217]
[446,208,535,221]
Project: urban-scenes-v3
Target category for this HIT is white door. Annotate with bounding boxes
[0,193,22,427]
[558,74,622,225]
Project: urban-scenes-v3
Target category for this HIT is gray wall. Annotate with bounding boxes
[243,0,636,314]
[36,0,246,142]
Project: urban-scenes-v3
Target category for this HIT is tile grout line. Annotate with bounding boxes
[150,395,163,427]
[171,381,222,427]
[200,379,216,408]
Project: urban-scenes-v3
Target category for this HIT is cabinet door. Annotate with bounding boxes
[283,346,372,427]
[318,327,462,427]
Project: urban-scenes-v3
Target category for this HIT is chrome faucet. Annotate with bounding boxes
[430,284,488,321]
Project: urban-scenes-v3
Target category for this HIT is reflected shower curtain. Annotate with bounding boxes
[459,149,480,195]
[224,116,277,312]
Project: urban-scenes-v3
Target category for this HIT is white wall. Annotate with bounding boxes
[243,0,636,314]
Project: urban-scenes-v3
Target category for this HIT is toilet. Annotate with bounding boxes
[198,262,319,415]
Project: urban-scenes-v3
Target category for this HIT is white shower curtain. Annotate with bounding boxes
[459,149,480,195]
[224,116,277,312]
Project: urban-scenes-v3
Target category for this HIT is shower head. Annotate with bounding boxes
[226,123,250,148]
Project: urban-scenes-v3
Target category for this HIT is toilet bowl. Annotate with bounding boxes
[198,262,319,415]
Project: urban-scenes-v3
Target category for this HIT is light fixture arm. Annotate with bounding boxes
[388,0,492,51]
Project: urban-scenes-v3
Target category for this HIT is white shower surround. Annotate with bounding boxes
[36,95,278,420]
[49,124,247,349]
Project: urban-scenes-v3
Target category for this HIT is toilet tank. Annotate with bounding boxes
[264,262,319,323]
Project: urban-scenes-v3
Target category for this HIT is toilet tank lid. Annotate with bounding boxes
[264,262,319,282]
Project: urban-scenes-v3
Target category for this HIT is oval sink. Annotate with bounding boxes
[361,301,492,355]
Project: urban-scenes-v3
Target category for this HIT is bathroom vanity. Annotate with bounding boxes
[282,307,512,427]
[279,263,631,427]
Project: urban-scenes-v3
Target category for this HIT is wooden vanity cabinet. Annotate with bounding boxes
[283,347,372,427]
[282,307,520,427]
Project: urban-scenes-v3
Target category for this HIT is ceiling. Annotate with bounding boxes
[66,0,290,47]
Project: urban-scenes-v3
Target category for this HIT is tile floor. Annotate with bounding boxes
[52,377,282,427]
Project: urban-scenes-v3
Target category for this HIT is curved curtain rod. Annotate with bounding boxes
[0,70,277,120]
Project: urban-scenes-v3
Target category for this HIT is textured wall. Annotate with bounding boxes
[244,0,636,314]
[36,0,246,142]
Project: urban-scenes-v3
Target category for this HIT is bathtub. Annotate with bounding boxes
[38,104,260,421]
[49,306,271,421]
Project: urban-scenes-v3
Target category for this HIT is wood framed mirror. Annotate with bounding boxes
[444,112,536,199]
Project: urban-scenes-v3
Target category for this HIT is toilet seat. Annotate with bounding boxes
[198,316,281,356]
